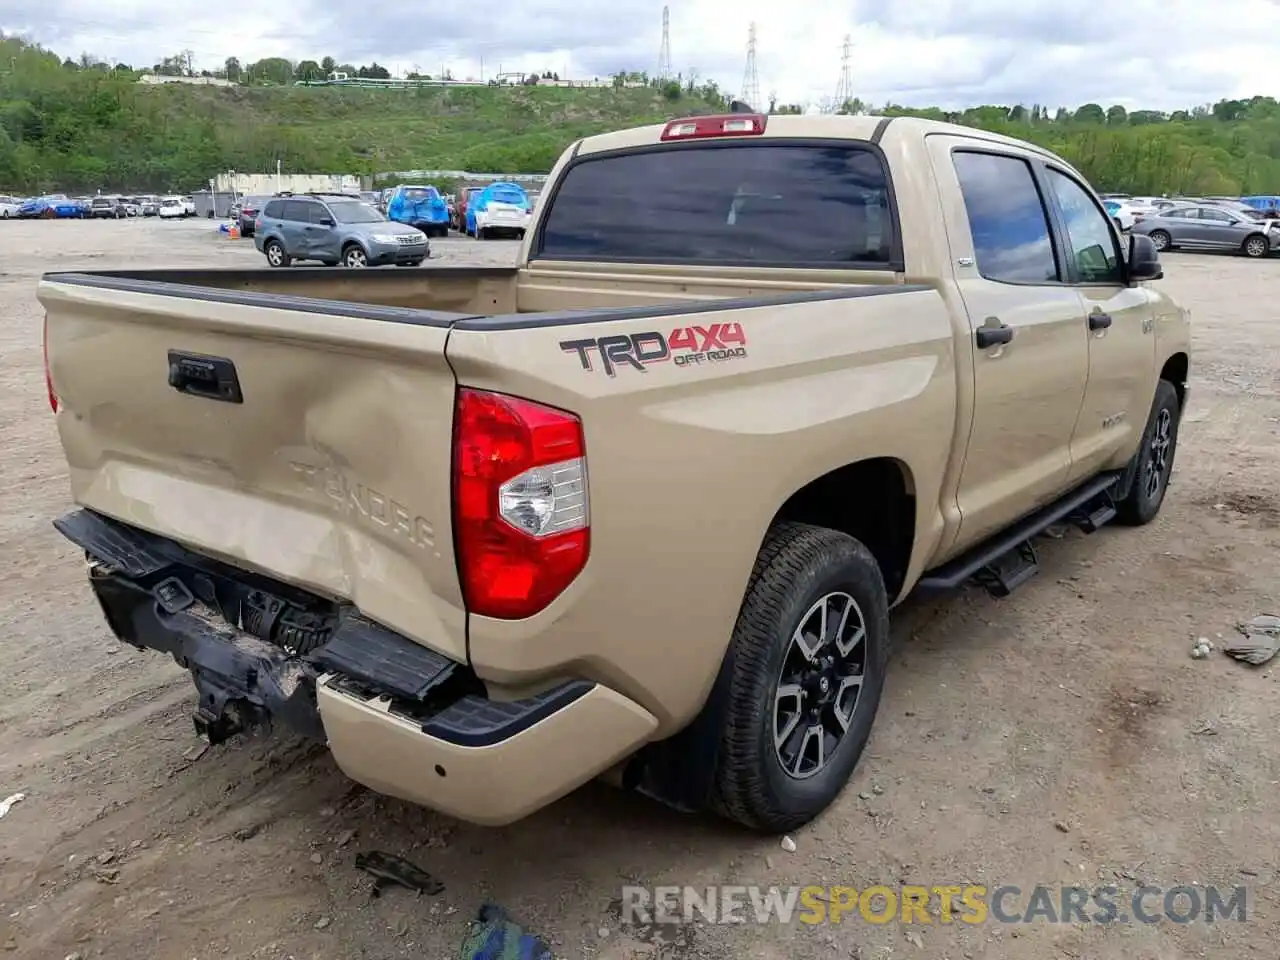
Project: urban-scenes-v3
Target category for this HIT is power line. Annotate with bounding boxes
[739,22,760,111]
[657,5,672,81]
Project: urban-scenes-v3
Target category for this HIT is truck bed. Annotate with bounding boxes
[39,265,937,672]
[42,263,911,328]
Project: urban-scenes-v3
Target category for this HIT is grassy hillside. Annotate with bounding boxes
[3,33,1280,197]
[0,36,724,192]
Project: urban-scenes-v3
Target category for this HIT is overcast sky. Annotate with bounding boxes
[4,0,1280,110]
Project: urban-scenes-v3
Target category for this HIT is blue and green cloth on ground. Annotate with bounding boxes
[459,904,554,960]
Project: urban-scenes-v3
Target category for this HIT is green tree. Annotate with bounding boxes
[1074,103,1106,123]
[247,57,293,85]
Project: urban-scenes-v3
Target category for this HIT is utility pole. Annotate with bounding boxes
[657,6,673,81]
[739,22,760,111]
[830,35,854,114]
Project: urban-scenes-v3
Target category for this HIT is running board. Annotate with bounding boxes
[917,472,1122,598]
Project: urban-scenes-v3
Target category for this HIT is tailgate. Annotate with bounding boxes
[39,277,469,663]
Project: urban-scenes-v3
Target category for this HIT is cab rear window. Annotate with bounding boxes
[536,143,897,267]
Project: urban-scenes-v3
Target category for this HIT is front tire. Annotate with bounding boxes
[710,522,889,833]
[263,239,290,268]
[1116,379,1180,526]
[342,245,368,268]
[1243,234,1269,258]
[1148,230,1171,252]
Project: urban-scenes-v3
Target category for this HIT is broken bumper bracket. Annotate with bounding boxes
[89,569,324,743]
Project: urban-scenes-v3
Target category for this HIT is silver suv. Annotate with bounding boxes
[254,194,430,268]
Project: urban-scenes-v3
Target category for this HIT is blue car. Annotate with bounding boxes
[55,198,88,218]
[20,195,87,219]
[466,182,532,240]
[386,185,450,237]
[1240,195,1280,218]
[18,195,64,219]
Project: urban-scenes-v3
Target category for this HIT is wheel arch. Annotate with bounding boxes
[1161,351,1188,408]
[769,456,918,602]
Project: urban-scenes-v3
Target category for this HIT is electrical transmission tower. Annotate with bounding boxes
[740,22,761,111]
[657,6,673,81]
[830,34,854,113]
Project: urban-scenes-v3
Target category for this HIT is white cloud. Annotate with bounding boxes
[3,0,1280,110]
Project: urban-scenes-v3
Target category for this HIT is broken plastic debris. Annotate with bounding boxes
[0,793,25,819]
[780,836,797,853]
[354,850,444,898]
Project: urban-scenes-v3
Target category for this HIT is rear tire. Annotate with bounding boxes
[264,239,290,268]
[710,522,890,833]
[1115,379,1180,526]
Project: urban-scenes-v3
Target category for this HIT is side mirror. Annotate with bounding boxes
[319,217,334,227]
[1128,233,1163,283]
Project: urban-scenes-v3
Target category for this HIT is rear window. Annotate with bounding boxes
[536,143,896,266]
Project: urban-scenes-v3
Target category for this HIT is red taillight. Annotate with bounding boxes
[453,388,589,620]
[42,315,58,413]
[661,113,768,141]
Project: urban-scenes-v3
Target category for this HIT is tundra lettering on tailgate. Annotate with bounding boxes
[289,461,434,549]
[560,322,748,377]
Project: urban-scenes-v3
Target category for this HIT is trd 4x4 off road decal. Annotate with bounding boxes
[559,322,748,377]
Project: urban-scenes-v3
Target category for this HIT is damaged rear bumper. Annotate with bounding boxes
[54,509,657,825]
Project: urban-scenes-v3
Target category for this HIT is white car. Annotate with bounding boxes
[0,195,21,219]
[158,197,186,219]
[180,195,196,216]
[1102,198,1157,231]
[473,199,532,238]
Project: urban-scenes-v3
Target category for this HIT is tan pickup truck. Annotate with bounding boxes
[40,113,1190,833]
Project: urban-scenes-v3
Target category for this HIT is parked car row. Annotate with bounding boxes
[371,181,535,240]
[0,193,196,220]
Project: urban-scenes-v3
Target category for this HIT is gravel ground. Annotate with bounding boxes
[1,217,1278,960]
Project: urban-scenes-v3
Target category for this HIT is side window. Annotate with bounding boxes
[308,203,331,224]
[952,151,1059,283]
[1045,170,1124,284]
[262,199,284,219]
[1199,208,1232,222]
[282,199,312,222]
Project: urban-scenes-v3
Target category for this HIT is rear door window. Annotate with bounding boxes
[282,200,315,222]
[952,151,1059,284]
[537,143,897,267]
[262,200,284,218]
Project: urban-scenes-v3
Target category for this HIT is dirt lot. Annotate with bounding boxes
[1,217,1278,960]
